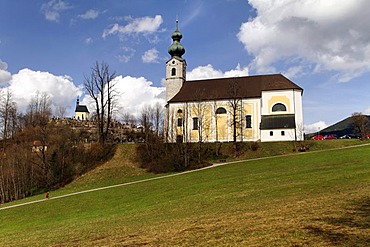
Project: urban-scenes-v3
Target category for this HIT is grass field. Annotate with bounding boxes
[0,142,369,246]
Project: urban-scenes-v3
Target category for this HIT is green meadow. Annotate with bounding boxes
[0,142,369,246]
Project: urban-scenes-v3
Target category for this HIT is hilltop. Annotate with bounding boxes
[309,115,370,138]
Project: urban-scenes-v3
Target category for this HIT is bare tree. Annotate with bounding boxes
[153,102,164,136]
[140,105,153,140]
[121,112,136,126]
[211,99,224,156]
[351,112,369,140]
[0,89,17,141]
[25,91,52,127]
[55,105,68,119]
[84,61,117,144]
[228,79,242,151]
[164,105,176,143]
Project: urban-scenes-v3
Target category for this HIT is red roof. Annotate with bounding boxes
[168,74,303,103]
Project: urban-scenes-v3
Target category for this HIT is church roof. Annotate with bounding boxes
[75,105,89,113]
[168,74,303,103]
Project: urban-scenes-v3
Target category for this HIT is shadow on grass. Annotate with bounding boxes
[305,197,370,246]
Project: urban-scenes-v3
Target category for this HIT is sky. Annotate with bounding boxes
[1,0,370,134]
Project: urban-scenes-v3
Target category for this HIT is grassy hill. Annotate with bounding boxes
[0,142,369,246]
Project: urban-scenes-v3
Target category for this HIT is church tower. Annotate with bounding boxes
[166,19,186,102]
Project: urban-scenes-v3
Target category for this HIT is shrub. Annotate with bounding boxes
[250,141,260,151]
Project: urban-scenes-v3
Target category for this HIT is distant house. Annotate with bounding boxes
[75,97,89,121]
[32,140,47,153]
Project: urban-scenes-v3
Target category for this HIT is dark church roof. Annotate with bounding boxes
[75,105,89,113]
[168,74,302,103]
[260,114,296,129]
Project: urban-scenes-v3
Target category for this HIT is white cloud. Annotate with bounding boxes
[7,69,82,114]
[0,60,11,84]
[85,37,93,45]
[283,66,304,79]
[81,75,165,119]
[363,108,370,115]
[117,47,136,63]
[304,121,328,134]
[40,0,72,22]
[238,0,370,82]
[142,48,160,63]
[78,9,99,20]
[224,64,249,78]
[187,64,249,80]
[3,68,164,120]
[102,15,163,38]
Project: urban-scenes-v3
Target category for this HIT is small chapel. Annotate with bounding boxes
[74,97,89,121]
[164,21,304,143]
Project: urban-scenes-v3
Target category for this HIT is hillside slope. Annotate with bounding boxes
[0,143,369,246]
[60,144,154,193]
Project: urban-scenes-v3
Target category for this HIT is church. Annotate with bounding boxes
[164,21,304,143]
[74,97,89,121]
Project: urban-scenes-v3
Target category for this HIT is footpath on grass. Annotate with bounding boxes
[1,143,369,211]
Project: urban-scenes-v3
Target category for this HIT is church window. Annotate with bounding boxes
[171,68,176,76]
[270,131,274,136]
[192,117,199,130]
[216,107,227,114]
[272,103,287,112]
[245,115,252,128]
[177,109,183,114]
[281,131,285,136]
[177,118,183,127]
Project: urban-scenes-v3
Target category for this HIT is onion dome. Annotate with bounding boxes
[168,19,185,58]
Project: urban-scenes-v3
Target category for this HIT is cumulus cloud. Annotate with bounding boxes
[0,60,11,84]
[81,75,165,119]
[113,76,165,118]
[238,0,370,82]
[304,121,328,134]
[142,48,160,63]
[3,67,164,120]
[7,69,82,114]
[78,9,99,20]
[187,64,249,80]
[102,15,163,38]
[40,0,72,22]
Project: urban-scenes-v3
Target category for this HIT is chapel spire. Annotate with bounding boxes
[168,19,185,59]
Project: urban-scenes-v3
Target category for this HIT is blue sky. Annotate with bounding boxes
[1,0,370,133]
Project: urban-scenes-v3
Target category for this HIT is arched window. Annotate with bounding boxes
[171,68,176,76]
[177,109,183,114]
[216,107,227,114]
[272,103,287,112]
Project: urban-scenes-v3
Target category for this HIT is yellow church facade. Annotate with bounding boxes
[164,21,304,143]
